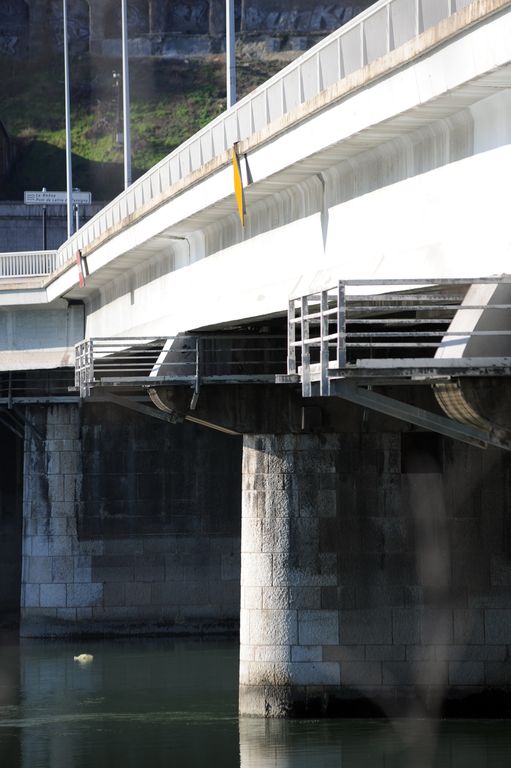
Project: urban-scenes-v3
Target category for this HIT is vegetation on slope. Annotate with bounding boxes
[0,53,284,202]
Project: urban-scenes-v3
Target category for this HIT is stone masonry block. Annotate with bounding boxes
[254,645,291,663]
[142,538,174,555]
[241,552,272,587]
[242,518,263,553]
[448,661,484,685]
[164,556,184,582]
[317,490,337,518]
[485,610,511,644]
[75,539,104,556]
[104,582,126,607]
[365,645,406,661]
[436,645,507,662]
[57,608,77,621]
[67,582,102,607]
[30,536,49,556]
[286,661,340,686]
[421,607,453,645]
[272,553,337,588]
[40,583,67,608]
[262,587,289,610]
[249,609,298,646]
[63,474,82,501]
[392,608,421,644]
[74,557,92,583]
[240,644,255,662]
[155,581,208,606]
[341,661,382,687]
[125,582,151,607]
[298,610,339,645]
[243,490,266,519]
[242,587,263,610]
[289,587,321,609]
[27,557,52,583]
[406,645,437,662]
[248,661,275,686]
[382,661,448,687]
[264,488,294,519]
[48,517,69,536]
[454,608,485,644]
[52,556,74,583]
[240,610,250,645]
[134,562,165,582]
[323,645,365,662]
[485,662,511,685]
[262,518,291,554]
[341,609,393,645]
[92,566,134,582]
[24,583,40,608]
[47,476,65,501]
[48,502,75,518]
[291,645,322,662]
[49,536,72,556]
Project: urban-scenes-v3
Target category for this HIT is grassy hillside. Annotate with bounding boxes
[0,53,284,202]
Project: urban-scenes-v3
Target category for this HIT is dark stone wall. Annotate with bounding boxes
[0,422,22,622]
[21,403,242,637]
[79,403,240,539]
[3,1,371,59]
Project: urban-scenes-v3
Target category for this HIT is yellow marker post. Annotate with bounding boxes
[232,144,245,227]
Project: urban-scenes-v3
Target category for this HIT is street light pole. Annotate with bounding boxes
[121,0,132,188]
[63,0,73,237]
[226,0,236,108]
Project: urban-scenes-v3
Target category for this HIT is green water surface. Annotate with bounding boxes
[0,637,510,767]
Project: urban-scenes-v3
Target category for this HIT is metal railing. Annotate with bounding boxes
[75,335,288,397]
[54,0,471,274]
[289,277,511,394]
[0,250,58,279]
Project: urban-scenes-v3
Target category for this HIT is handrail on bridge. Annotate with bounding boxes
[53,0,470,276]
[289,277,511,395]
[75,335,288,398]
[0,250,58,279]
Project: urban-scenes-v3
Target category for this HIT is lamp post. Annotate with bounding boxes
[121,0,132,188]
[63,0,73,237]
[226,0,236,108]
[112,70,122,144]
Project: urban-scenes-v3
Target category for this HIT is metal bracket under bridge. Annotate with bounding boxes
[284,276,511,451]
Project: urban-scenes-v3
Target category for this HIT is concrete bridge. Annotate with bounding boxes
[3,0,511,717]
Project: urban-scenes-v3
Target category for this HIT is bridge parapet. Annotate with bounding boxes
[0,250,58,279]
[54,0,480,275]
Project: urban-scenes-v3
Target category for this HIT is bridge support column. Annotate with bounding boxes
[239,433,341,716]
[21,404,104,637]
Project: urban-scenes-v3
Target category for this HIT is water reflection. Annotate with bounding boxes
[0,637,510,768]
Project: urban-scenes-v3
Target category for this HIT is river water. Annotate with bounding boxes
[0,636,510,767]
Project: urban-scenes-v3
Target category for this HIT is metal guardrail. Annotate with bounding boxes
[0,251,58,279]
[289,278,511,395]
[53,0,471,274]
[75,335,288,398]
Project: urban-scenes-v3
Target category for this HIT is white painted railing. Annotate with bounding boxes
[0,251,58,278]
[54,0,472,273]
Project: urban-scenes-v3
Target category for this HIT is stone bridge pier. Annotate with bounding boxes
[154,383,511,717]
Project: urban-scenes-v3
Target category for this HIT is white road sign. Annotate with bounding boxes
[24,190,92,205]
